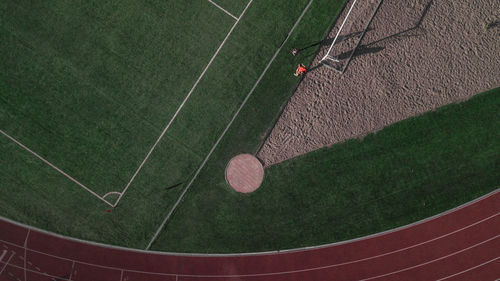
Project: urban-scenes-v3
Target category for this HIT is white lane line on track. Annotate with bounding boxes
[0,129,113,207]
[24,229,29,281]
[436,256,500,281]
[0,264,72,281]
[0,202,497,278]
[7,235,497,280]
[0,250,6,262]
[112,0,254,208]
[207,0,238,20]
[144,0,314,251]
[7,211,492,278]
[359,234,500,281]
[69,261,75,280]
[0,252,15,276]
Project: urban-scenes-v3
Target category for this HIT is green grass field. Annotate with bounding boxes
[1,0,498,253]
[152,88,500,252]
[0,0,345,248]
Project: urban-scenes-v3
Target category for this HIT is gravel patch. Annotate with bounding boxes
[258,0,500,166]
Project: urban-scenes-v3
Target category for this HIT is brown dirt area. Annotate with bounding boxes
[258,0,500,166]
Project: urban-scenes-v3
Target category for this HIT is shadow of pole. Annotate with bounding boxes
[364,0,433,48]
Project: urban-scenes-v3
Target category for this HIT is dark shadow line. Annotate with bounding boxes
[364,0,433,48]
[166,182,184,190]
[342,0,384,73]
[254,0,354,157]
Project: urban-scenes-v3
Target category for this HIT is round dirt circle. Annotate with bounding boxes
[225,154,264,193]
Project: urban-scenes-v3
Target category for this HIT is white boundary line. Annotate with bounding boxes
[207,0,238,20]
[360,234,500,281]
[144,0,315,250]
[0,189,497,256]
[112,0,254,208]
[0,129,113,207]
[436,256,500,281]
[0,213,497,278]
[0,1,250,208]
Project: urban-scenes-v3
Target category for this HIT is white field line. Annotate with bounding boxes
[359,234,500,281]
[103,191,121,200]
[207,0,238,20]
[0,252,14,276]
[0,129,113,207]
[112,0,254,208]
[322,0,358,61]
[144,0,314,250]
[436,256,500,281]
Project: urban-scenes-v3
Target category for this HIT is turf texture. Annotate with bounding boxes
[1,0,498,253]
[0,0,336,248]
[151,88,500,253]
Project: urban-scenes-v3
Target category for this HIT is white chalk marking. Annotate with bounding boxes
[113,0,254,208]
[360,234,500,280]
[436,256,500,280]
[68,261,75,280]
[24,229,29,281]
[207,0,238,20]
[0,252,15,276]
[145,0,313,250]
[0,250,6,262]
[0,211,497,278]
[0,129,113,207]
[102,191,121,200]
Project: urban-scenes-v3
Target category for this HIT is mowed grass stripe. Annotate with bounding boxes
[0,0,232,195]
[154,87,500,253]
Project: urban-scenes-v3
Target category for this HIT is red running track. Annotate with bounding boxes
[1,190,499,281]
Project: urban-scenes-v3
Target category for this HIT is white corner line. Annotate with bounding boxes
[207,0,238,20]
[145,0,313,250]
[102,191,121,200]
[0,129,113,207]
[112,0,254,208]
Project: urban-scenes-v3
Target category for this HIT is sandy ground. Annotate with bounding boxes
[258,0,500,166]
